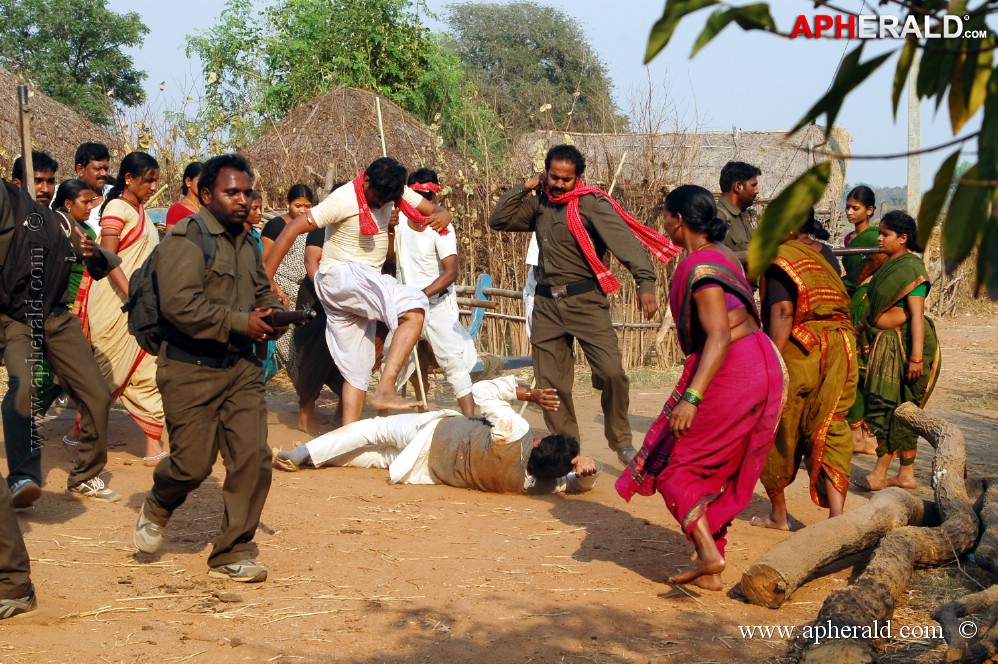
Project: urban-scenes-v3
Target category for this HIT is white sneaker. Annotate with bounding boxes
[67,476,120,502]
[133,505,165,554]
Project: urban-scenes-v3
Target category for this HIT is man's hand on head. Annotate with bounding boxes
[572,455,597,476]
[524,173,546,191]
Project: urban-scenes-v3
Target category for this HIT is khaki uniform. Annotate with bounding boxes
[489,184,655,451]
[717,196,754,254]
[0,183,116,491]
[0,327,31,600]
[141,210,283,568]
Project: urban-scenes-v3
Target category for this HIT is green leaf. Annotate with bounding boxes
[646,0,719,64]
[792,44,892,135]
[891,39,916,118]
[917,149,961,249]
[748,162,830,280]
[943,165,990,272]
[975,199,998,300]
[690,8,735,57]
[917,38,960,109]
[979,65,998,183]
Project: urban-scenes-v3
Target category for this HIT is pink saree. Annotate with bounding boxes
[616,248,787,557]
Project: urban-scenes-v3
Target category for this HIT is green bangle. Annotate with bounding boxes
[682,388,703,406]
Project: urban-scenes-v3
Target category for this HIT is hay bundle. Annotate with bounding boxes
[244,87,461,199]
[0,68,124,178]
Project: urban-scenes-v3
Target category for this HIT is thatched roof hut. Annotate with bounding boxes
[245,87,461,200]
[0,69,123,179]
[516,124,851,213]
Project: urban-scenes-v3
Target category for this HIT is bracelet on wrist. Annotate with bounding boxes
[524,389,533,402]
[681,388,703,406]
[909,357,923,364]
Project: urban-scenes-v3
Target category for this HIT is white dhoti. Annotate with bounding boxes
[304,410,461,483]
[396,292,477,397]
[315,262,428,391]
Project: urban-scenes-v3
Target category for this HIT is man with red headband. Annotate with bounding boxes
[264,157,451,425]
[391,168,477,417]
[489,144,680,466]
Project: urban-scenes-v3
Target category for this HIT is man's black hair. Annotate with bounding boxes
[407,167,439,186]
[74,142,110,167]
[365,157,407,203]
[198,154,254,202]
[526,434,580,480]
[544,144,586,177]
[12,151,58,181]
[719,161,761,193]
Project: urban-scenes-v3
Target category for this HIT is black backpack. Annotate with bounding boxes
[122,216,215,355]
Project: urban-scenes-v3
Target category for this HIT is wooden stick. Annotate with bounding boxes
[17,83,34,200]
[607,151,627,196]
[375,96,427,409]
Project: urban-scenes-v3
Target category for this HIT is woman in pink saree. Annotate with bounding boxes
[616,185,786,590]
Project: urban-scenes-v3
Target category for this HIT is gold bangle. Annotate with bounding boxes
[910,357,923,364]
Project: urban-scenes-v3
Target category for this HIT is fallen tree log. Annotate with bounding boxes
[974,479,998,574]
[801,403,980,663]
[741,489,934,609]
[935,585,998,663]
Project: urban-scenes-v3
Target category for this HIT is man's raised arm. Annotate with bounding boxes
[263,213,313,280]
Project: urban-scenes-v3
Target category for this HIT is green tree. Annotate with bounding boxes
[0,0,148,127]
[445,1,626,132]
[645,1,997,297]
[186,0,500,155]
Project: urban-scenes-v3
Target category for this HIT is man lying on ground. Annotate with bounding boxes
[273,377,601,494]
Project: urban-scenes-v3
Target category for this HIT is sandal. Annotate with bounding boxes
[271,448,299,472]
[143,451,168,467]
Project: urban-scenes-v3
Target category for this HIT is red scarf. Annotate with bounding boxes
[545,184,681,294]
[353,171,447,235]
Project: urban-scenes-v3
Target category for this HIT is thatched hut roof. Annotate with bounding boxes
[516,124,851,213]
[0,68,124,179]
[245,87,461,200]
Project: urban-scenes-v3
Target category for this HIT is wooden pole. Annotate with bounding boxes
[608,151,627,196]
[376,95,426,409]
[17,83,35,201]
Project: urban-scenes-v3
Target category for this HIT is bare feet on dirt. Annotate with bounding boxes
[668,554,725,589]
[887,475,917,489]
[369,392,421,412]
[750,515,790,531]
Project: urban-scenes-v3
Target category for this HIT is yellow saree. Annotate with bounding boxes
[760,240,858,507]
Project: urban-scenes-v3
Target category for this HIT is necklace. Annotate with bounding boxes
[694,241,714,252]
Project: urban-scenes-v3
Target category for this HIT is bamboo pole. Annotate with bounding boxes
[17,84,34,200]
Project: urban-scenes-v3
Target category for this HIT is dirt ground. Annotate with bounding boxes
[2,310,997,663]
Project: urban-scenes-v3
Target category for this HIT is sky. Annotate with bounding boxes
[107,0,983,189]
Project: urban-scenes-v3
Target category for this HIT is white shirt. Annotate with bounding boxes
[388,376,530,484]
[525,233,539,267]
[395,214,457,292]
[310,183,425,272]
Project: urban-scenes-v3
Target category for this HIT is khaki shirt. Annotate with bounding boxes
[489,184,656,295]
[156,208,283,355]
[718,196,754,254]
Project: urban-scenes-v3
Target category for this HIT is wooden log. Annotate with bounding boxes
[974,478,998,574]
[456,297,498,310]
[802,403,980,663]
[935,585,998,663]
[741,489,934,609]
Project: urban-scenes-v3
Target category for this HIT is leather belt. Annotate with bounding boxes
[535,279,598,300]
[165,343,249,369]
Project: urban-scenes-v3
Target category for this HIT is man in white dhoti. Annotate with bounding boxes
[394,168,477,417]
[273,377,601,495]
[264,158,452,425]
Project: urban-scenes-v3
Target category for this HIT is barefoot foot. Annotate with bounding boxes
[369,392,421,412]
[750,515,790,531]
[691,573,724,591]
[668,555,725,586]
[886,476,917,489]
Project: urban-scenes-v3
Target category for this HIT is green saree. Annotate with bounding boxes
[861,252,940,465]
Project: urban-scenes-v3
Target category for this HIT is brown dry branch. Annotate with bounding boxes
[801,403,980,663]
[934,585,998,663]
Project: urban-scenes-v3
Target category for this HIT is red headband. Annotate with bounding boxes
[409,182,442,193]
